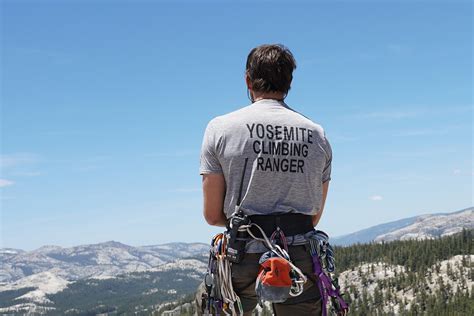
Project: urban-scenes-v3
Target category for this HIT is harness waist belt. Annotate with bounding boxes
[248,213,314,238]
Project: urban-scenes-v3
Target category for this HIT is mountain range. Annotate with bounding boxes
[331,206,473,246]
[0,241,209,284]
[0,242,209,314]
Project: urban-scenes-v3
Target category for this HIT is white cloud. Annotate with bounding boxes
[382,147,457,159]
[394,129,448,137]
[369,195,383,201]
[452,169,474,176]
[355,111,418,120]
[0,179,14,188]
[0,153,39,169]
[13,171,42,177]
[352,105,472,121]
[393,125,466,137]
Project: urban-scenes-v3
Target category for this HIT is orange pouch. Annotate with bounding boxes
[255,253,292,303]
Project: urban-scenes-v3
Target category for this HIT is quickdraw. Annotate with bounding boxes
[202,233,243,316]
[309,231,349,316]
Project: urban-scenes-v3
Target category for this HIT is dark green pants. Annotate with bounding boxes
[196,244,322,315]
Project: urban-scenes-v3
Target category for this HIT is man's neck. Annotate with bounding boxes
[251,91,286,102]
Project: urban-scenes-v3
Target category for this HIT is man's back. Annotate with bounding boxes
[199,44,331,315]
[200,98,332,218]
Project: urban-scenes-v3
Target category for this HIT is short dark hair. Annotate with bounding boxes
[246,44,296,94]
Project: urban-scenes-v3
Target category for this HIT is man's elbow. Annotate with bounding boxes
[204,215,220,226]
[203,209,226,226]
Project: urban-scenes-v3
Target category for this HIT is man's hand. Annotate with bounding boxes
[312,180,330,226]
[202,173,227,227]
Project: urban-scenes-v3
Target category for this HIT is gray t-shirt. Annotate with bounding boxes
[200,99,332,220]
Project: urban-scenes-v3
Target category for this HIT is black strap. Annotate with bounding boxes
[249,213,314,237]
[236,158,248,207]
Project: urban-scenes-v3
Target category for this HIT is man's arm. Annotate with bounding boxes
[202,173,227,227]
[312,180,330,227]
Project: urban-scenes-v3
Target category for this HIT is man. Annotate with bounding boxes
[199,44,332,315]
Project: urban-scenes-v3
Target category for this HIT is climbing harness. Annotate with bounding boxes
[308,231,349,316]
[202,219,349,315]
[201,218,308,315]
[201,157,348,315]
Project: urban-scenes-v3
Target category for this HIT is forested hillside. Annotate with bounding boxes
[335,229,472,315]
[163,230,473,316]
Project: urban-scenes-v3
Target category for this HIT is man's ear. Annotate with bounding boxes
[245,72,252,90]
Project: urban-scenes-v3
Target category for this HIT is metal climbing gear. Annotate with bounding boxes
[309,231,349,316]
[201,233,243,315]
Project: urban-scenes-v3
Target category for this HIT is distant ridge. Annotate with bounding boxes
[331,206,473,246]
[0,241,209,284]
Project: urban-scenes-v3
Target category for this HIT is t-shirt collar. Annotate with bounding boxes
[252,99,286,106]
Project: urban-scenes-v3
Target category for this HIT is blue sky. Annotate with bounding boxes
[1,1,472,251]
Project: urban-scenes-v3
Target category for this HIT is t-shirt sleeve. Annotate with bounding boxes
[322,136,332,183]
[199,120,223,175]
